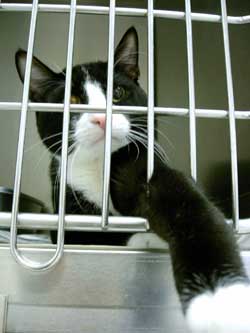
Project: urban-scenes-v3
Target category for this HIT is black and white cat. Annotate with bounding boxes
[16,27,250,332]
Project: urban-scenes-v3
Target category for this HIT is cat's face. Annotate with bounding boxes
[15,27,147,160]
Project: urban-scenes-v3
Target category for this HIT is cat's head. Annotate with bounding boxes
[15,27,147,159]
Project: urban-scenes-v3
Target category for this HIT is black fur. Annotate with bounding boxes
[110,143,248,310]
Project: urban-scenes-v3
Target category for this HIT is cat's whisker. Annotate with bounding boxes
[53,170,60,211]
[129,130,168,163]
[51,63,66,77]
[32,140,63,172]
[110,176,123,187]
[130,124,175,150]
[129,135,165,163]
[127,135,140,161]
[68,141,78,155]
[52,141,78,211]
[130,116,175,126]
[154,142,169,163]
[25,130,75,153]
[50,146,65,212]
[69,147,86,213]
[129,135,149,157]
[32,137,77,176]
[154,128,175,150]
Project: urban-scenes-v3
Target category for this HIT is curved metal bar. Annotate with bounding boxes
[10,0,40,270]
[10,0,77,271]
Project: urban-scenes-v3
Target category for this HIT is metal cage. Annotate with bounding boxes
[0,0,250,332]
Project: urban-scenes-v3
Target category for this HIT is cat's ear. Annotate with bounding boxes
[15,49,60,98]
[114,27,139,81]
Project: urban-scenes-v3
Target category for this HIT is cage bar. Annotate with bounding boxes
[55,0,77,264]
[1,3,250,25]
[4,212,250,234]
[10,0,78,271]
[221,0,239,231]
[147,0,155,181]
[0,213,149,232]
[185,0,197,180]
[101,0,116,228]
[1,102,250,119]
[10,0,40,269]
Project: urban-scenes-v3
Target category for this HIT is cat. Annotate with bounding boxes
[16,27,250,332]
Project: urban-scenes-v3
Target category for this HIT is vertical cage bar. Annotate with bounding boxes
[10,0,39,264]
[11,0,77,271]
[147,0,155,181]
[185,0,197,180]
[56,0,77,252]
[101,0,116,228]
[221,0,239,231]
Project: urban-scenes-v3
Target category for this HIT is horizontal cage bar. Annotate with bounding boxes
[0,213,249,234]
[0,213,149,232]
[0,4,250,24]
[1,102,250,119]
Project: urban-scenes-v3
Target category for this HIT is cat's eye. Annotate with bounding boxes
[113,86,127,103]
[70,95,81,104]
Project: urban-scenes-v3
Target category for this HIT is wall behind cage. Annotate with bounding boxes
[155,15,250,216]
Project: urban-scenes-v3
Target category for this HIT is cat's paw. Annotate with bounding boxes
[186,283,250,333]
[126,232,168,249]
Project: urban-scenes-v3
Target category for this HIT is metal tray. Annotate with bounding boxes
[0,246,249,333]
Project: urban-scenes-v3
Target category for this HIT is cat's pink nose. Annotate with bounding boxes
[91,114,106,130]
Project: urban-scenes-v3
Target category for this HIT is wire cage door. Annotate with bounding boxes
[0,0,250,332]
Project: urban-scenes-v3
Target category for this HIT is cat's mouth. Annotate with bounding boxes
[93,134,126,145]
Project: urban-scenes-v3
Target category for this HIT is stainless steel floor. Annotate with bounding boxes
[0,245,250,333]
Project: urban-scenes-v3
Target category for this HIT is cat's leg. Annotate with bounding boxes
[148,165,250,333]
[111,158,250,332]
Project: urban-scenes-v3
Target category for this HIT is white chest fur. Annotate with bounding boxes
[66,148,117,214]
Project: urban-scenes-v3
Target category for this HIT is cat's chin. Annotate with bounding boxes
[72,138,128,161]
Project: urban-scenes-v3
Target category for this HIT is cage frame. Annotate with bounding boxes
[0,0,249,271]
